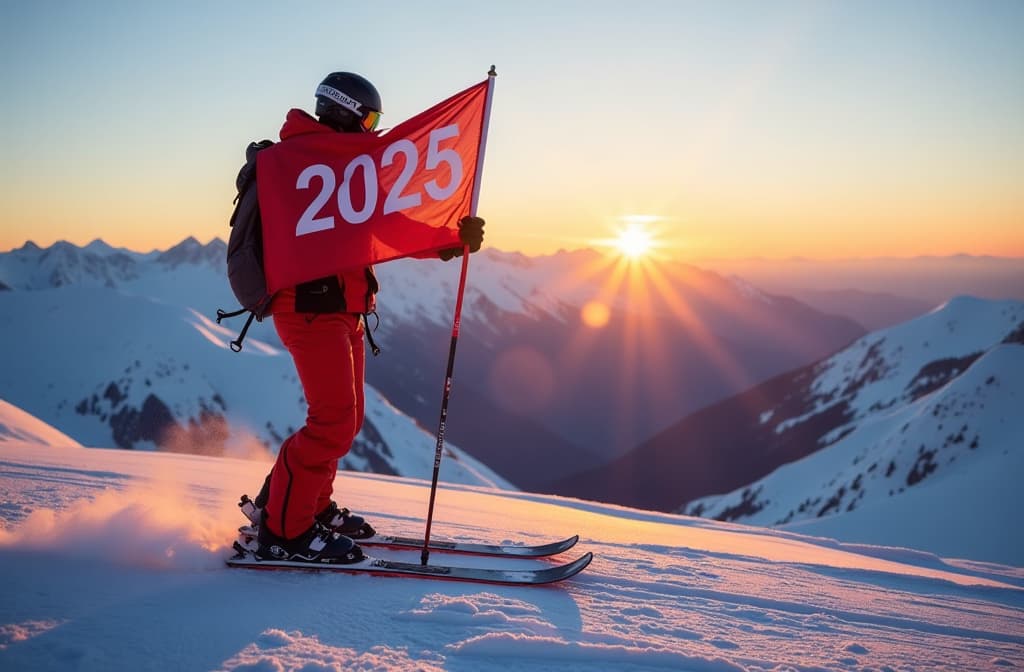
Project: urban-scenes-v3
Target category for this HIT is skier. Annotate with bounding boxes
[246,71,485,564]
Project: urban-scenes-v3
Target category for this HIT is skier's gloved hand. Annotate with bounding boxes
[439,216,485,261]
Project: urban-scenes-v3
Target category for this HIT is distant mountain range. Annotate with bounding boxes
[554,296,1024,543]
[779,288,936,331]
[0,239,510,490]
[699,255,1024,307]
[0,238,867,492]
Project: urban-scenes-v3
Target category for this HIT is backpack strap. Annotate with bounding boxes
[229,312,257,353]
[216,308,257,352]
[363,311,381,357]
[216,307,248,321]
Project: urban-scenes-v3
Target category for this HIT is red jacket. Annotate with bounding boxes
[268,109,378,316]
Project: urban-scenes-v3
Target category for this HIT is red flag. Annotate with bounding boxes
[258,79,492,295]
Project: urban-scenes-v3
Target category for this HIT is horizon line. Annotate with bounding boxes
[3,236,1024,264]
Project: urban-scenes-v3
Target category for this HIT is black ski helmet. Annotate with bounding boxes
[315,72,382,132]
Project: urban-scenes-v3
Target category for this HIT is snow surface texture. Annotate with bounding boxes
[687,297,1024,565]
[1,412,1022,671]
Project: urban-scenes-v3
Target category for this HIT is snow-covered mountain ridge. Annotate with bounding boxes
[764,296,1023,438]
[683,296,1024,564]
[0,282,509,489]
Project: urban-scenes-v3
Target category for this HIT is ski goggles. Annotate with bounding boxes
[360,109,382,132]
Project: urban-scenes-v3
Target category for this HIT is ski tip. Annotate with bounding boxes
[538,551,593,585]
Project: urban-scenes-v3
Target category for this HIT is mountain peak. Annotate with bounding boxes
[156,237,222,269]
[84,239,120,256]
[204,238,226,254]
[48,240,78,253]
[171,236,202,249]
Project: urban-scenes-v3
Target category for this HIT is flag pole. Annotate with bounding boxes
[421,66,497,566]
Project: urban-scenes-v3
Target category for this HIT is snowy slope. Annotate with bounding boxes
[0,427,1022,671]
[0,399,83,448]
[0,287,510,489]
[685,297,1024,564]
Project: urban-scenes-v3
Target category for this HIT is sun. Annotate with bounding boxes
[615,224,655,259]
[611,214,664,260]
[592,215,664,262]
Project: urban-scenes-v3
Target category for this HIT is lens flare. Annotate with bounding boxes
[581,300,611,328]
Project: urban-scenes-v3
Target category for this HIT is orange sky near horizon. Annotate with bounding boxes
[3,202,1022,261]
[2,2,1022,261]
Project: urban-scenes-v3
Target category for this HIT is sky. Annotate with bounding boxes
[1,0,1022,260]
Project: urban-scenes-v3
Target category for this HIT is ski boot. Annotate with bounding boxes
[255,516,364,564]
[238,494,376,540]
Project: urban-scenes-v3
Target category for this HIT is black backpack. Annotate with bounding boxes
[216,139,275,351]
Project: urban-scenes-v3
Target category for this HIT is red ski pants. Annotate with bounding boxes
[264,312,365,539]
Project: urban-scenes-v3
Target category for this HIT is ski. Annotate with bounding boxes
[237,525,579,558]
[226,542,593,586]
[235,495,579,559]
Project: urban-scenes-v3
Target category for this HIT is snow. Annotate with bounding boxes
[688,297,1024,566]
[0,399,83,448]
[726,344,1023,563]
[802,296,1022,424]
[0,285,511,489]
[784,426,1024,565]
[376,248,599,324]
[1,412,1023,671]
